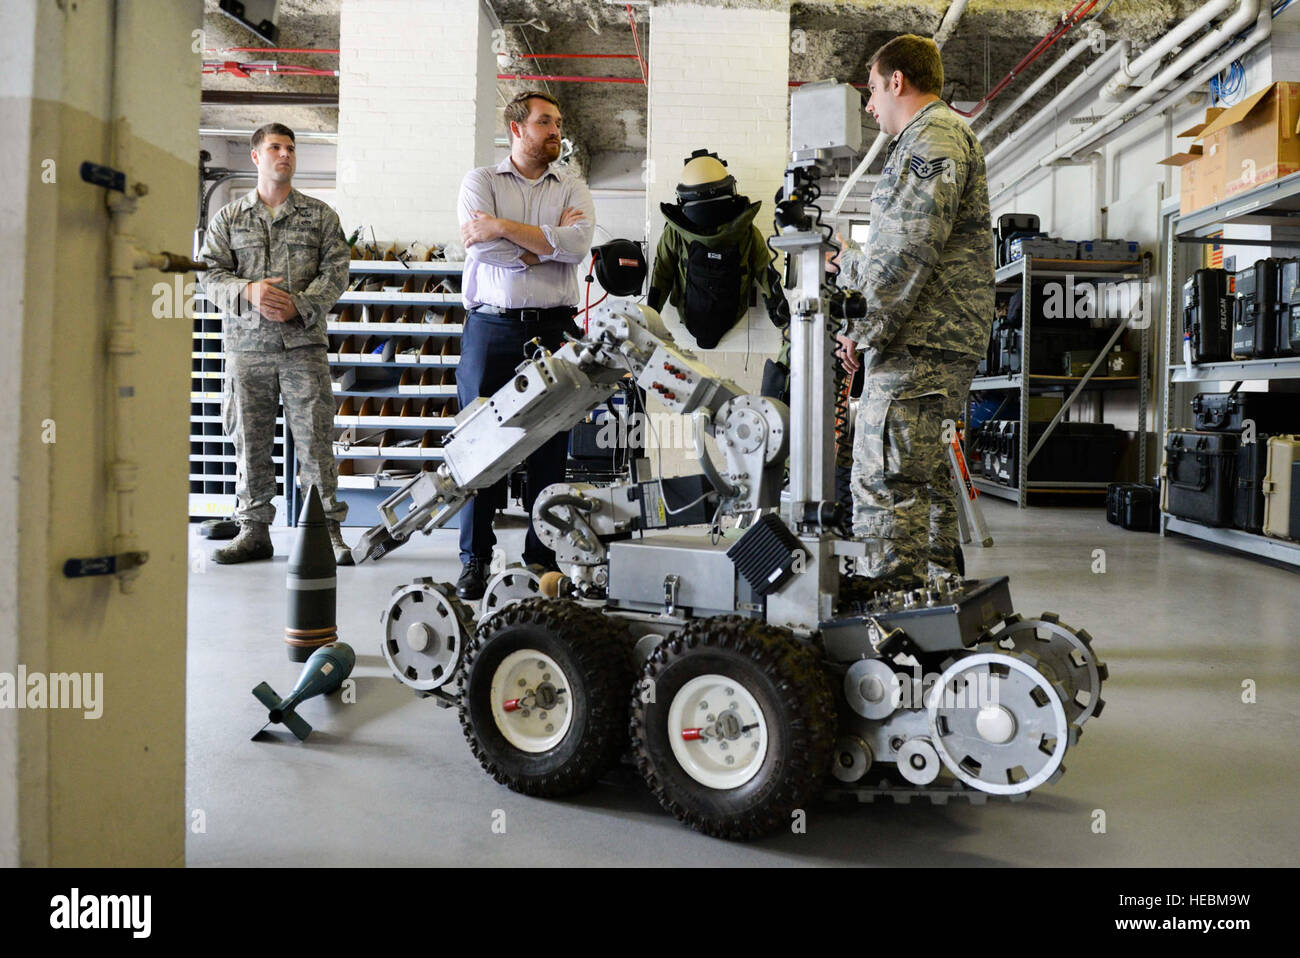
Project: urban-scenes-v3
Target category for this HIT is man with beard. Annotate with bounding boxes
[454,91,595,600]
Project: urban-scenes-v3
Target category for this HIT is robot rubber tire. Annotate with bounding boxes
[630,616,836,841]
[458,598,634,797]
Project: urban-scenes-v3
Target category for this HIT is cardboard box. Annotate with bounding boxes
[1159,108,1228,215]
[1197,82,1300,199]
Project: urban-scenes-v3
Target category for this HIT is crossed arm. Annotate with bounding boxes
[457,168,594,269]
[462,207,589,265]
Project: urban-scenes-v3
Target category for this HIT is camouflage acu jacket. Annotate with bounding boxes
[840,100,995,360]
[198,188,350,351]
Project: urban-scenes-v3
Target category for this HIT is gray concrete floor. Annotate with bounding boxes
[186,501,1300,866]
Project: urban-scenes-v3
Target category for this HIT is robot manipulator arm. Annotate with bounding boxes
[349,301,790,565]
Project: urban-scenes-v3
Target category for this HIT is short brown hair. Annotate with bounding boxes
[504,91,561,137]
[868,35,944,96]
[251,123,296,150]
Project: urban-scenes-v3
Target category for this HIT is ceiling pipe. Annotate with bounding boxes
[1042,0,1260,167]
[205,46,340,54]
[829,0,969,221]
[1101,0,1233,101]
[626,4,648,83]
[515,52,640,59]
[990,2,1272,205]
[201,127,338,143]
[933,0,970,46]
[202,91,339,106]
[497,73,644,84]
[1079,5,1274,160]
[984,38,1129,167]
[951,0,1099,119]
[977,29,1097,141]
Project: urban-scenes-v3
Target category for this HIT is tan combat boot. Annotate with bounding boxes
[213,521,274,564]
[328,520,354,567]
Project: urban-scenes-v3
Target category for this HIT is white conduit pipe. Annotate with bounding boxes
[1101,0,1234,101]
[983,38,1129,167]
[977,31,1097,141]
[1042,0,1260,166]
[1083,5,1273,159]
[107,0,142,593]
[989,0,1263,204]
[933,0,970,47]
[829,0,968,220]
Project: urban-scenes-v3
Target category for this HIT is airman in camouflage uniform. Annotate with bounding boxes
[198,125,351,564]
[837,37,995,588]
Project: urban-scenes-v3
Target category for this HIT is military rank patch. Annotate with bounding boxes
[908,155,949,180]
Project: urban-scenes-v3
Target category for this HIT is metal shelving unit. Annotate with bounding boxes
[971,254,1150,507]
[188,289,294,525]
[328,258,466,525]
[1160,170,1300,567]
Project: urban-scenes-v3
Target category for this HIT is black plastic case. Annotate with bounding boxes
[1106,482,1159,531]
[1183,268,1233,363]
[1233,437,1270,534]
[1191,391,1300,433]
[1232,259,1279,359]
[1163,429,1239,527]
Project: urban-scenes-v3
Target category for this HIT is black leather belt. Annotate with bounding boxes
[473,305,577,323]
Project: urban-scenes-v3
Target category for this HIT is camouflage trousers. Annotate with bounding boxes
[223,345,346,524]
[850,344,979,585]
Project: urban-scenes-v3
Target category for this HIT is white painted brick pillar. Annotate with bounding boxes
[336,0,498,244]
[645,0,791,472]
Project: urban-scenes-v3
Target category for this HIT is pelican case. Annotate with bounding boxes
[1233,436,1271,533]
[1276,259,1299,357]
[1292,462,1300,539]
[1106,482,1159,531]
[995,213,1041,267]
[985,420,1120,486]
[1162,429,1239,527]
[1183,268,1233,364]
[1191,390,1300,433]
[1232,259,1279,359]
[1287,259,1300,354]
[1262,435,1300,539]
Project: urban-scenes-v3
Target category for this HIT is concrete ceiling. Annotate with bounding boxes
[201,0,1207,159]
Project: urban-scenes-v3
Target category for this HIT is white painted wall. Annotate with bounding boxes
[645,0,792,473]
[336,0,497,244]
[0,0,198,866]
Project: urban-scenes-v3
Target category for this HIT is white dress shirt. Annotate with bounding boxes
[458,156,596,310]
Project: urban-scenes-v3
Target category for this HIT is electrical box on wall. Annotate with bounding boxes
[789,81,862,159]
[217,0,280,45]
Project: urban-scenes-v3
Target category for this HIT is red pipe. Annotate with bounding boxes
[517,53,641,59]
[627,4,649,83]
[497,73,644,84]
[950,0,1099,118]
[206,46,340,54]
[204,63,340,77]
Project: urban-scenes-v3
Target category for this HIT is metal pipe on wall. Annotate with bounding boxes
[977,31,1097,141]
[1042,0,1261,167]
[1101,0,1233,101]
[988,0,1269,206]
[106,0,143,593]
[1084,7,1273,159]
[984,39,1129,168]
